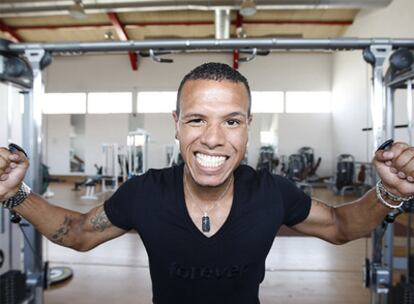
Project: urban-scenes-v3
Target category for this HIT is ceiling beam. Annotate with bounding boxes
[11,19,353,31]
[0,20,23,42]
[107,12,138,71]
[0,0,392,17]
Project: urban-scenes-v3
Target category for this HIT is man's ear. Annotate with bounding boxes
[172,110,179,123]
[248,115,253,126]
[172,111,179,139]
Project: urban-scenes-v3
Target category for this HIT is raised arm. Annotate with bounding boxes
[292,191,389,244]
[0,147,127,252]
[291,142,414,244]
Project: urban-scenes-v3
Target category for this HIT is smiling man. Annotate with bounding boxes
[2,62,414,304]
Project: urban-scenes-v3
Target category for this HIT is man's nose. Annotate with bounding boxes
[199,123,225,149]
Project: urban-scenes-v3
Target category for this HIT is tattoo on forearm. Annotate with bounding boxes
[90,207,111,232]
[51,215,72,245]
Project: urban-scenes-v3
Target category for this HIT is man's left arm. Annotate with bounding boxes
[291,142,414,244]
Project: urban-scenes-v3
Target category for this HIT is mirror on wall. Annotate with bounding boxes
[70,114,85,173]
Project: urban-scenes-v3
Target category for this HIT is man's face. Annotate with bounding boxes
[173,79,251,187]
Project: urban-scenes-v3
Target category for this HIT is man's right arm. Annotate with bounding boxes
[0,146,127,251]
[13,193,127,251]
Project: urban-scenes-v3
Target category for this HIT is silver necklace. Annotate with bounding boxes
[184,175,233,233]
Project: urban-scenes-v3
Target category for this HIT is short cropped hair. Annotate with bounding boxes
[176,62,252,117]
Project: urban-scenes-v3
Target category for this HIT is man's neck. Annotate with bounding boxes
[183,166,234,204]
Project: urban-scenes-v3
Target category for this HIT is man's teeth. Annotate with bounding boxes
[196,153,226,168]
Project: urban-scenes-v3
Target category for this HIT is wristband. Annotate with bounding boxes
[1,182,31,209]
[375,180,413,209]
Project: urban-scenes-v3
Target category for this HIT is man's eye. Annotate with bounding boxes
[226,119,240,126]
[187,119,204,125]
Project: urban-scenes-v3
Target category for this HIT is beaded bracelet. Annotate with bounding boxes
[1,182,31,209]
[375,180,414,209]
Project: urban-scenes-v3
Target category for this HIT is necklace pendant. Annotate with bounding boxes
[202,214,210,233]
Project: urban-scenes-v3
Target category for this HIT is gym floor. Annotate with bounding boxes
[42,182,371,304]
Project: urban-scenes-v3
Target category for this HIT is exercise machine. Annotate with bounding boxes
[256,146,279,174]
[0,46,49,304]
[2,36,414,304]
[79,166,102,200]
[282,153,312,195]
[127,129,149,177]
[335,154,355,194]
[285,153,307,182]
[281,147,321,195]
[80,143,120,200]
[101,143,119,193]
[363,47,414,304]
[297,146,322,182]
[325,156,373,196]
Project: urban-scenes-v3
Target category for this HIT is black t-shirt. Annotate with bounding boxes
[104,164,311,304]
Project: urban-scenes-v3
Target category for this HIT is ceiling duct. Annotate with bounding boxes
[0,0,393,17]
[215,9,230,40]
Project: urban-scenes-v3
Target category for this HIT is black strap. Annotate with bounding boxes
[8,143,28,158]
[376,139,394,151]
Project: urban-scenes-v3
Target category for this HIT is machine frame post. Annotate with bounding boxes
[22,48,46,304]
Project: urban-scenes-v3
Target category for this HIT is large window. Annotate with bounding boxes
[285,91,331,113]
[87,92,132,114]
[42,93,86,114]
[42,90,332,115]
[260,131,278,146]
[137,91,176,113]
[251,91,284,113]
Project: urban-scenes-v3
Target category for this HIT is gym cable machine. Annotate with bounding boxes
[358,47,414,304]
[1,37,414,304]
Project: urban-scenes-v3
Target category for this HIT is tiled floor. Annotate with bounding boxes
[43,182,371,304]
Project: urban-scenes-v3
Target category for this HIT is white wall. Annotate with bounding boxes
[240,53,332,91]
[44,114,71,175]
[84,114,129,175]
[332,0,414,164]
[71,114,86,166]
[144,113,176,169]
[332,51,371,163]
[0,83,9,146]
[45,52,332,92]
[44,52,333,175]
[0,83,23,147]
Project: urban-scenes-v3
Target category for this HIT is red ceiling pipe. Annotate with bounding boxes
[0,20,22,42]
[233,49,239,69]
[107,12,138,71]
[233,12,243,70]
